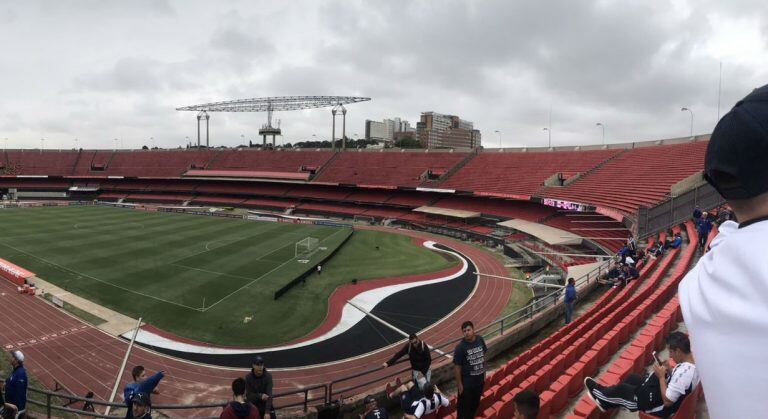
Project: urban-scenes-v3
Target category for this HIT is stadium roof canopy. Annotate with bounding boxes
[414,206,481,219]
[176,96,371,112]
[497,219,582,246]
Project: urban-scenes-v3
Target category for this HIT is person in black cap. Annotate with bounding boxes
[244,356,274,419]
[131,392,152,419]
[359,395,388,419]
[679,83,768,419]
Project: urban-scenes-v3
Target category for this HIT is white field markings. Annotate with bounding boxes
[0,240,204,312]
[164,225,284,265]
[201,227,351,312]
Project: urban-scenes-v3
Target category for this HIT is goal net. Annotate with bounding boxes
[295,236,321,261]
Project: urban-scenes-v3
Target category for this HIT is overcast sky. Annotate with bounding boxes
[1,0,767,150]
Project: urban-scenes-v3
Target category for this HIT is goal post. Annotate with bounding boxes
[295,236,321,260]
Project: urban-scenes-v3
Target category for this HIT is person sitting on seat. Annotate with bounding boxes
[584,332,699,417]
[389,381,449,419]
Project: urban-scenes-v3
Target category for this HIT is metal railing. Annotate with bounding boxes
[25,254,611,417]
[636,182,725,239]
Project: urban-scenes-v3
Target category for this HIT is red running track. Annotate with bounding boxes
[0,227,510,417]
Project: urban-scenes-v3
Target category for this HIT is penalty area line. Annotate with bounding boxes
[201,228,350,312]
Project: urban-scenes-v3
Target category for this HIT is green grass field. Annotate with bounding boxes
[0,205,456,346]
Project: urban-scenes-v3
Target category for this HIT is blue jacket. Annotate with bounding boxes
[124,371,164,418]
[564,284,577,303]
[697,218,713,235]
[5,365,27,411]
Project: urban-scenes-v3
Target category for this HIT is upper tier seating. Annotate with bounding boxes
[440,149,620,197]
[314,151,468,187]
[5,151,81,176]
[99,150,215,177]
[206,149,334,174]
[540,141,709,213]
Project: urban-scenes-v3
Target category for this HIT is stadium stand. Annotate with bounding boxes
[439,149,621,197]
[206,149,335,174]
[102,150,215,177]
[314,150,469,187]
[0,140,717,418]
[5,150,81,176]
[539,141,709,213]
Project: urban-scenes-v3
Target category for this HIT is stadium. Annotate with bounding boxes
[0,133,721,417]
[6,2,768,419]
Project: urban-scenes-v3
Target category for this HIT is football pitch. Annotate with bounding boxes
[0,205,456,345]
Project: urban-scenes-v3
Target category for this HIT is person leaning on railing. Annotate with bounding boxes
[382,333,432,390]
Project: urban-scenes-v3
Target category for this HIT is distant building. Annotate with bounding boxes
[365,117,415,143]
[416,112,481,149]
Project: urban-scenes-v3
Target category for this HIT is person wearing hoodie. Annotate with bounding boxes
[244,356,274,419]
[221,378,261,419]
[124,366,164,419]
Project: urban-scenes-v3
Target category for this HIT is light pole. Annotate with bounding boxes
[150,137,155,149]
[596,123,605,145]
[185,136,190,148]
[40,138,46,152]
[542,128,551,148]
[494,130,502,148]
[681,107,694,137]
[74,138,78,149]
[113,138,118,151]
[3,138,7,152]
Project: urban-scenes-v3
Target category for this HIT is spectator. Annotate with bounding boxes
[627,236,637,254]
[245,356,274,419]
[360,395,388,419]
[382,333,432,389]
[584,332,698,417]
[82,391,95,413]
[221,378,260,419]
[619,264,639,284]
[668,232,683,249]
[679,84,768,419]
[0,381,18,419]
[395,382,449,419]
[4,351,26,419]
[316,264,322,275]
[453,321,487,419]
[692,206,702,221]
[131,392,152,419]
[695,212,713,250]
[649,241,665,258]
[124,366,164,419]
[564,277,576,324]
[512,389,540,419]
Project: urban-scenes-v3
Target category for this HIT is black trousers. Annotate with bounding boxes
[457,384,483,419]
[592,373,644,411]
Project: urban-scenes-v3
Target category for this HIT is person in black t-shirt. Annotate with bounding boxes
[453,320,487,419]
[360,395,388,419]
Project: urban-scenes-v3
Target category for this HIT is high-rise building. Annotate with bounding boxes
[365,117,415,142]
[416,112,481,149]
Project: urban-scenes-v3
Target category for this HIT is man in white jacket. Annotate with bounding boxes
[679,84,768,419]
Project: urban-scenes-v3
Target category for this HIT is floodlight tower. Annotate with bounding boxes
[196,111,210,148]
[259,101,281,147]
[331,103,348,151]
